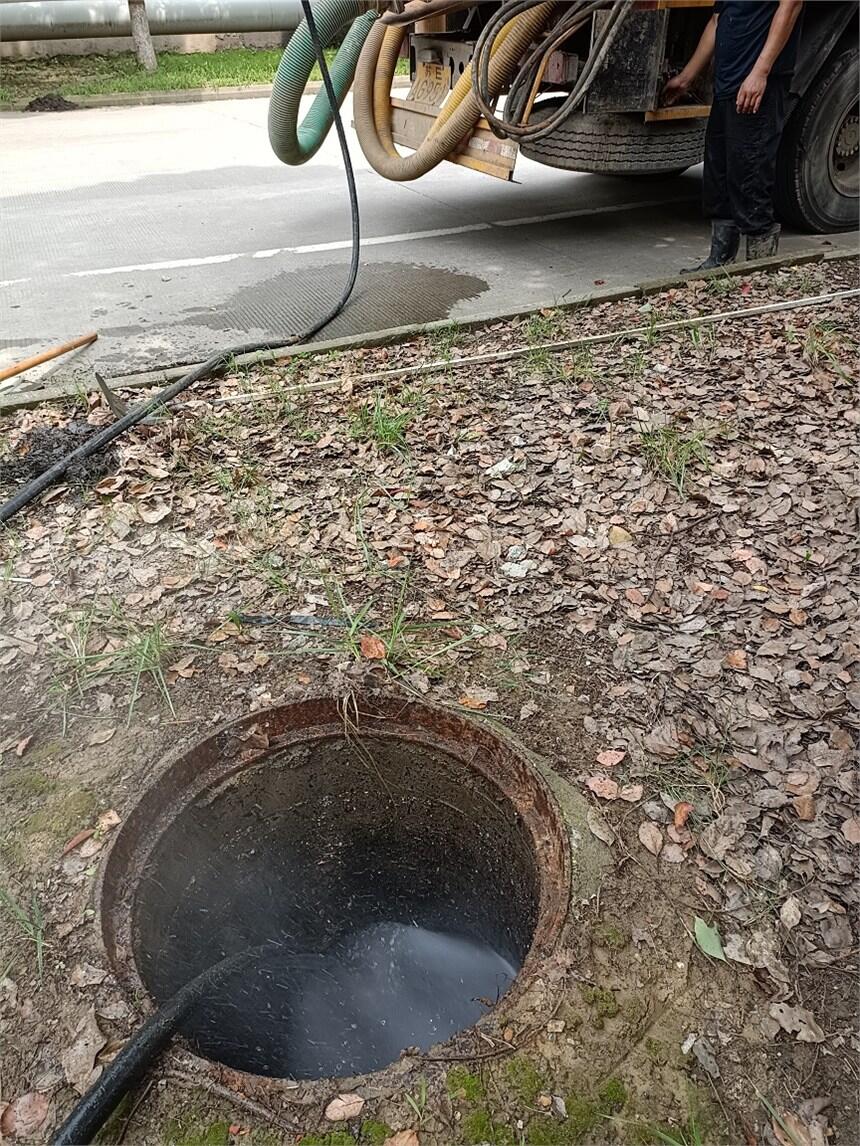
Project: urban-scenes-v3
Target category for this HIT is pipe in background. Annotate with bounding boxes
[0,0,303,42]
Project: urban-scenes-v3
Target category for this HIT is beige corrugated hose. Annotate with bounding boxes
[353,3,556,181]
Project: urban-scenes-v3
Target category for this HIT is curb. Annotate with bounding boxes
[0,74,410,113]
[2,247,855,413]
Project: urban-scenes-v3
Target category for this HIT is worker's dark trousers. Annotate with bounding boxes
[702,77,789,236]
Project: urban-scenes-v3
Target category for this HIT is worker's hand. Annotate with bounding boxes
[737,67,768,114]
[662,72,691,106]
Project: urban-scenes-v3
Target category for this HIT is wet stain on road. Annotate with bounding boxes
[179,261,490,343]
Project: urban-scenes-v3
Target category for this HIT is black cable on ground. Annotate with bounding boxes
[0,0,360,527]
[50,944,281,1146]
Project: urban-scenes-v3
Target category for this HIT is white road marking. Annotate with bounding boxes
[0,196,693,289]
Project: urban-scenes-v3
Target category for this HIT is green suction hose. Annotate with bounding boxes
[268,0,376,166]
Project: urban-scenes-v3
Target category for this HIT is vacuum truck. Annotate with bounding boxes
[268,0,858,233]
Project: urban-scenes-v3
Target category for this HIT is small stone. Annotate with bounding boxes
[537,1094,552,1109]
[547,1019,565,1034]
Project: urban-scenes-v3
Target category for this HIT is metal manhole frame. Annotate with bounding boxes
[97,691,571,1094]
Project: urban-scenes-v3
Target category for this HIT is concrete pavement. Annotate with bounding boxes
[1,94,853,392]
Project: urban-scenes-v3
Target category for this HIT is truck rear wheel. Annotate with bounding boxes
[775,45,859,233]
[520,109,706,176]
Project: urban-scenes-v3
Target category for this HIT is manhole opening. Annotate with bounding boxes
[101,697,569,1082]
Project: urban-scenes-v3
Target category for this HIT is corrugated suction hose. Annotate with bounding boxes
[268,0,377,166]
[352,3,556,181]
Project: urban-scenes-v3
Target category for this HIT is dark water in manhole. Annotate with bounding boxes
[133,735,539,1079]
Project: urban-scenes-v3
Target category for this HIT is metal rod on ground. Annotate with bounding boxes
[206,287,860,407]
[0,332,98,384]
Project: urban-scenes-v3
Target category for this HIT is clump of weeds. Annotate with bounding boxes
[51,604,176,726]
[638,423,711,496]
[350,391,414,455]
[0,887,47,979]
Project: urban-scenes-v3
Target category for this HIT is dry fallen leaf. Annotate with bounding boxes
[638,821,663,856]
[61,1007,107,1094]
[768,1002,825,1044]
[137,499,171,524]
[458,686,498,710]
[78,836,104,859]
[585,776,619,800]
[673,801,694,828]
[360,634,387,660]
[87,727,116,747]
[772,1111,814,1146]
[0,1093,50,1139]
[384,1132,419,1146]
[62,828,95,856]
[841,817,860,845]
[724,648,748,670]
[661,843,686,863]
[779,896,802,930]
[792,794,816,821]
[97,809,121,833]
[596,749,626,768]
[618,783,643,802]
[586,806,615,846]
[607,525,633,546]
[324,1094,365,1122]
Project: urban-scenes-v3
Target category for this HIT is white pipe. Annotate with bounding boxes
[0,0,303,41]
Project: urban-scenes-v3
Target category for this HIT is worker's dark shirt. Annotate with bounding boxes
[713,0,800,99]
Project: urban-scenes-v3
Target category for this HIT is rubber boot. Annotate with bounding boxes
[746,225,780,261]
[681,219,740,273]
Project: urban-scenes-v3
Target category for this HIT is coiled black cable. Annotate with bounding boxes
[0,0,360,526]
[471,0,633,144]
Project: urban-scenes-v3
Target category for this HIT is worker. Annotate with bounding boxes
[663,0,803,270]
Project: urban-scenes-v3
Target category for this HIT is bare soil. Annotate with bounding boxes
[1,256,858,1146]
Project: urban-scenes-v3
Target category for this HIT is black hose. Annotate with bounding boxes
[51,944,280,1146]
[0,0,360,527]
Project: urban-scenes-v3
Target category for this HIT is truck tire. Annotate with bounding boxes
[520,109,707,176]
[775,44,859,232]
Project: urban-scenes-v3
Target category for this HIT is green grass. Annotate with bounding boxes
[0,47,408,106]
[51,605,176,724]
[350,392,414,455]
[638,423,710,496]
[0,887,47,979]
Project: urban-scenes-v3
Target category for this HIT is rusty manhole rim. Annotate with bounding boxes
[97,691,571,1093]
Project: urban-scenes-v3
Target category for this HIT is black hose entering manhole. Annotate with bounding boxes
[136,732,537,1078]
[95,696,569,1101]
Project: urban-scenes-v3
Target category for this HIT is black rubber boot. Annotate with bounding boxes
[681,219,740,273]
[746,225,780,261]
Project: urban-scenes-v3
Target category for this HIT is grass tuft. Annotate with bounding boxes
[350,392,413,455]
[0,887,47,979]
[638,423,710,496]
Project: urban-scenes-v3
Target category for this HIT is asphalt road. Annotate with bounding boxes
[0,94,853,390]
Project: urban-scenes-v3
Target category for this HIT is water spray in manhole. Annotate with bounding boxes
[55,695,568,1145]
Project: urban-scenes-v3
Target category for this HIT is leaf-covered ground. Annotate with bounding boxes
[0,256,858,1145]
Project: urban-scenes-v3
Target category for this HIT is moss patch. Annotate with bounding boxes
[299,1134,355,1146]
[25,787,97,839]
[164,1119,230,1146]
[597,1077,627,1114]
[0,770,56,799]
[447,1067,484,1103]
[361,1121,394,1145]
[581,984,620,1020]
[504,1054,547,1104]
[461,1108,515,1145]
[594,922,628,950]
